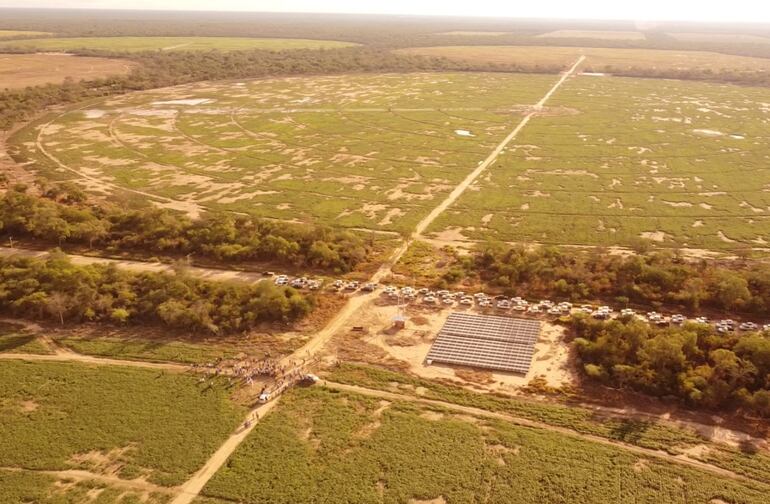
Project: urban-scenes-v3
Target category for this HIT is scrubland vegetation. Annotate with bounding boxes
[0,470,171,504]
[201,386,770,503]
[431,75,770,250]
[573,315,770,415]
[328,364,770,484]
[0,253,312,334]
[0,360,244,486]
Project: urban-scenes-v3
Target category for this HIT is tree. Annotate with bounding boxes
[110,308,130,324]
[45,292,71,325]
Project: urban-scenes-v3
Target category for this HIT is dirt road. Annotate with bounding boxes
[411,56,585,240]
[169,398,280,504]
[0,351,189,372]
[0,246,268,284]
[323,381,754,484]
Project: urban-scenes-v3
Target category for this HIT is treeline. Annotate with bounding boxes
[0,187,371,273]
[0,46,557,130]
[592,65,770,89]
[438,243,770,315]
[573,315,770,416]
[0,253,312,334]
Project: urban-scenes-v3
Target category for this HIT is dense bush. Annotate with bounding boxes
[0,188,371,272]
[443,242,770,316]
[0,253,312,334]
[573,315,770,416]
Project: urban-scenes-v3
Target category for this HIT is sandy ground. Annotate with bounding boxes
[321,297,575,393]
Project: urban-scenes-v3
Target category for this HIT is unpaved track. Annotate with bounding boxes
[0,246,267,284]
[0,351,189,372]
[323,382,754,484]
[411,56,585,240]
[170,398,281,504]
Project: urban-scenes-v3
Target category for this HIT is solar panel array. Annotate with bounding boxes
[426,313,541,374]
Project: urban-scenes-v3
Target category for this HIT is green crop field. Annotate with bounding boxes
[0,469,172,504]
[199,386,770,504]
[0,360,244,487]
[10,72,555,232]
[429,75,770,250]
[0,36,356,52]
[10,68,769,249]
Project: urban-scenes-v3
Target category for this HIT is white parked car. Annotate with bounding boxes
[695,317,709,324]
[670,314,686,325]
[459,297,473,306]
[739,322,759,331]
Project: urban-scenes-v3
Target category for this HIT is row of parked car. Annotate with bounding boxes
[270,275,770,333]
[272,274,322,290]
[381,285,770,332]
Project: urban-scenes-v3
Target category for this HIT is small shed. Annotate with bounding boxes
[392,314,407,330]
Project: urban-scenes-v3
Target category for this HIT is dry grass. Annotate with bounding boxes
[536,30,646,40]
[0,53,135,90]
[0,30,50,38]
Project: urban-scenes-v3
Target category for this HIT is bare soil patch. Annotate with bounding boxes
[0,54,135,89]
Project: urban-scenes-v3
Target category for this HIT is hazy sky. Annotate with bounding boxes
[0,0,768,23]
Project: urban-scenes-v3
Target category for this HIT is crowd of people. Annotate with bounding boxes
[190,355,313,396]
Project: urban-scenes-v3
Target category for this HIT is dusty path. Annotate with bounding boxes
[323,381,754,484]
[0,351,189,372]
[170,399,281,504]
[0,246,268,285]
[411,56,585,240]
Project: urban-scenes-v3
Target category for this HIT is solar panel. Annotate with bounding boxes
[426,313,541,374]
